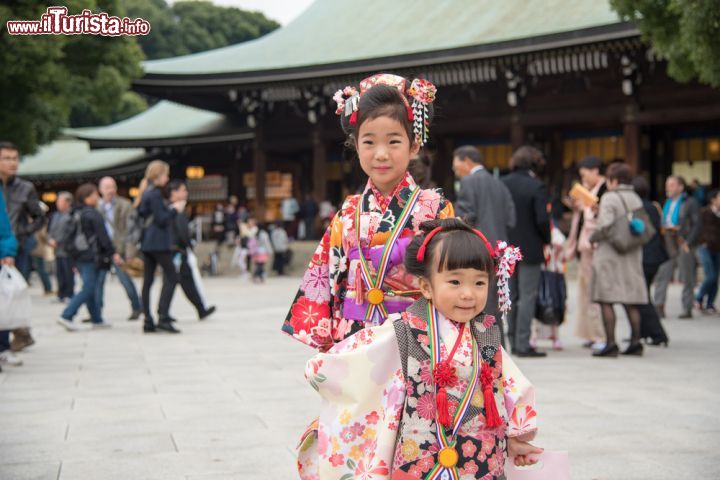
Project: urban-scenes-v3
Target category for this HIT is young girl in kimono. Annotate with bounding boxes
[281,73,454,351]
[299,218,542,480]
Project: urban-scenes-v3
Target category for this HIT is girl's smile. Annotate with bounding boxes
[356,115,419,197]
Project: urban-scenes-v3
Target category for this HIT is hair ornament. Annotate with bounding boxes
[407,78,437,146]
[494,241,523,321]
[416,226,522,322]
[332,86,358,115]
[332,73,436,145]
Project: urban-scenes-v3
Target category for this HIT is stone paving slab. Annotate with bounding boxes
[0,274,717,479]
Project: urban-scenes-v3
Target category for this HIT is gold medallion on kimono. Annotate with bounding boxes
[367,288,385,305]
[438,446,459,468]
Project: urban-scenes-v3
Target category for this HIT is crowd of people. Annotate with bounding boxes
[0,150,229,371]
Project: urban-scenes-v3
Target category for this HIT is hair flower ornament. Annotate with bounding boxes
[332,86,358,115]
[407,79,437,146]
[494,241,523,321]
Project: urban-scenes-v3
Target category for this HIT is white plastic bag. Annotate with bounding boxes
[0,265,32,330]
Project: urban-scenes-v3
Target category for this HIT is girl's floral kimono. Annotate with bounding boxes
[282,173,454,350]
[298,298,537,480]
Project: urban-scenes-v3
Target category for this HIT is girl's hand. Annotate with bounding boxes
[508,436,543,467]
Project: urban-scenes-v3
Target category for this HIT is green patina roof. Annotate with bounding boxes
[18,140,146,178]
[142,0,625,76]
[65,101,248,146]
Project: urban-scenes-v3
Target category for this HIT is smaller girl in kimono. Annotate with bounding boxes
[282,73,454,351]
[299,218,542,480]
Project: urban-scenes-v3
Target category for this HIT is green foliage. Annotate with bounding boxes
[0,0,146,153]
[123,0,280,60]
[611,0,720,87]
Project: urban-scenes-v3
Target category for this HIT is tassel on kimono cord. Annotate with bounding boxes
[481,363,502,428]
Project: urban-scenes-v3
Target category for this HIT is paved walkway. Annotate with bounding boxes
[0,273,717,479]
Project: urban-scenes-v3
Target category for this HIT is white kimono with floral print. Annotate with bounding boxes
[298,313,537,480]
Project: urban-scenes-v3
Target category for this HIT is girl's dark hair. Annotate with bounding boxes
[404,218,495,278]
[340,80,434,147]
[75,183,97,204]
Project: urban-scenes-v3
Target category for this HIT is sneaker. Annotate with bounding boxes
[591,341,607,350]
[552,339,564,351]
[56,318,81,332]
[91,321,112,329]
[678,311,693,319]
[128,310,142,321]
[0,350,23,366]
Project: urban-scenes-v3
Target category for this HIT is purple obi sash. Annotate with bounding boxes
[342,236,414,323]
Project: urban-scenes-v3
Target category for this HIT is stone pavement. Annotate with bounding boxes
[0,273,717,479]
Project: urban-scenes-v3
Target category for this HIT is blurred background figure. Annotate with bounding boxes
[29,202,53,296]
[632,176,670,347]
[502,146,551,357]
[653,176,701,319]
[135,161,185,334]
[566,156,607,350]
[96,176,142,321]
[57,183,116,331]
[168,180,216,320]
[48,191,75,303]
[695,189,720,315]
[588,163,647,357]
[270,221,290,276]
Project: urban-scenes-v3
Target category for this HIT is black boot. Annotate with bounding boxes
[143,317,156,333]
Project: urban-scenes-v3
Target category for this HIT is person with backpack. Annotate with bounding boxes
[135,161,185,334]
[57,184,117,331]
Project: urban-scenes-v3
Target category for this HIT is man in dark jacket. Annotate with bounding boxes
[653,176,701,318]
[0,141,44,352]
[502,146,551,357]
[168,180,215,320]
[454,145,516,346]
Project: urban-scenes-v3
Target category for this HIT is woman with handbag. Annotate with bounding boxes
[588,163,649,357]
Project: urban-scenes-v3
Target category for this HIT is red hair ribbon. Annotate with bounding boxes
[416,226,495,262]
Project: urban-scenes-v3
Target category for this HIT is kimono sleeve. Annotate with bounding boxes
[299,320,405,480]
[501,347,538,441]
[281,211,345,351]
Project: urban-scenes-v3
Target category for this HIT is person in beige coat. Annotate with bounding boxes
[589,163,648,358]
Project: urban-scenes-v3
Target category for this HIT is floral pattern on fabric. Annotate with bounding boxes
[297,301,537,479]
[281,173,454,350]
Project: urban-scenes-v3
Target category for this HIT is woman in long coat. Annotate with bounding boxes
[589,163,648,357]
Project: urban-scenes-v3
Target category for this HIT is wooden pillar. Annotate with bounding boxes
[228,144,243,199]
[312,128,327,203]
[623,105,640,173]
[510,114,524,151]
[253,130,266,221]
